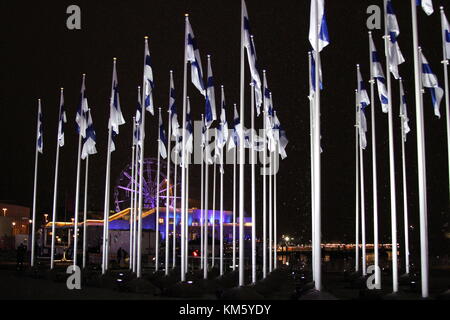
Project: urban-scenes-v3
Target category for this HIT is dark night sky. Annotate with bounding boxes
[0,0,448,253]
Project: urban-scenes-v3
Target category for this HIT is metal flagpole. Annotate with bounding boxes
[129,118,136,270]
[82,154,89,269]
[355,89,360,274]
[172,142,178,269]
[51,89,64,270]
[313,1,322,289]
[356,65,367,277]
[185,142,190,273]
[156,108,162,272]
[203,127,210,278]
[368,31,381,287]
[274,140,278,270]
[220,127,225,276]
[180,15,189,281]
[239,0,246,287]
[399,78,410,275]
[383,0,398,293]
[137,39,148,278]
[200,114,204,269]
[165,80,172,275]
[269,147,273,274]
[232,139,237,271]
[440,7,450,200]
[133,112,140,273]
[262,72,268,279]
[250,82,256,283]
[31,99,40,268]
[102,117,112,274]
[411,0,429,295]
[308,53,316,282]
[212,130,217,268]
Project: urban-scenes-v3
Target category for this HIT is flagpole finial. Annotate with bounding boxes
[170,70,173,74]
[440,6,444,11]
[221,84,224,89]
[185,13,189,17]
[61,87,64,91]
[144,36,148,40]
[368,31,372,35]
[113,57,117,62]
[263,69,266,74]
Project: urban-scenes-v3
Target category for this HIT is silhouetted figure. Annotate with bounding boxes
[117,247,123,266]
[16,243,26,270]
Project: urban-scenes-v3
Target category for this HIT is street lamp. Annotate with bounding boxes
[2,208,7,216]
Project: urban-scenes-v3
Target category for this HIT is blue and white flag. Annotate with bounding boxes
[357,66,370,150]
[217,86,229,149]
[37,99,43,153]
[143,38,155,115]
[76,75,89,138]
[81,109,97,160]
[242,1,262,113]
[228,104,241,151]
[442,9,450,60]
[309,51,323,100]
[205,56,217,128]
[186,17,205,96]
[369,36,389,113]
[272,111,289,159]
[134,87,143,146]
[58,89,67,148]
[420,50,444,118]
[185,97,194,155]
[417,0,434,16]
[309,0,330,52]
[109,59,125,152]
[399,79,411,142]
[169,72,179,138]
[158,109,168,159]
[386,1,405,79]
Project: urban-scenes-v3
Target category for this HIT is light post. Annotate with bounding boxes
[2,208,7,216]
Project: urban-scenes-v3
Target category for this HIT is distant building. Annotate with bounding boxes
[0,202,31,249]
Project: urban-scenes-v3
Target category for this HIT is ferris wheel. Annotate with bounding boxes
[113,157,178,212]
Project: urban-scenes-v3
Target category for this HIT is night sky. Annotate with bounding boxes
[0,0,448,254]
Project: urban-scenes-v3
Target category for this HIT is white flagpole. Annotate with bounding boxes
[232,137,237,272]
[155,108,162,272]
[262,72,268,279]
[129,117,136,270]
[212,130,217,268]
[31,99,41,268]
[185,143,190,273]
[440,7,450,200]
[137,40,148,278]
[354,89,360,274]
[200,114,205,270]
[399,78,410,275]
[274,138,278,270]
[250,82,256,283]
[172,144,178,269]
[308,52,316,282]
[165,77,173,276]
[368,32,381,287]
[133,88,140,273]
[239,0,246,287]
[356,65,367,277]
[180,16,189,281]
[269,147,273,274]
[383,0,398,293]
[51,88,64,270]
[220,124,225,276]
[313,1,322,289]
[82,154,89,269]
[203,126,210,279]
[411,1,429,296]
[102,113,112,274]
[73,74,86,268]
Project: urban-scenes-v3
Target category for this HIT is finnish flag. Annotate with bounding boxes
[81,109,97,160]
[143,38,155,115]
[185,97,194,155]
[158,110,168,159]
[205,56,217,128]
[369,37,389,113]
[273,112,289,160]
[309,0,330,53]
[242,1,262,113]
[186,17,205,96]
[386,1,405,80]
[37,99,43,154]
[217,86,229,150]
[399,79,411,142]
[357,66,370,150]
[309,51,323,101]
[442,8,450,60]
[417,0,434,16]
[228,104,241,152]
[134,87,143,146]
[58,89,67,148]
[76,75,89,138]
[420,50,444,118]
[169,71,179,138]
[109,59,125,152]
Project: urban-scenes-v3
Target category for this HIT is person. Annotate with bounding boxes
[117,247,123,266]
[16,243,26,270]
